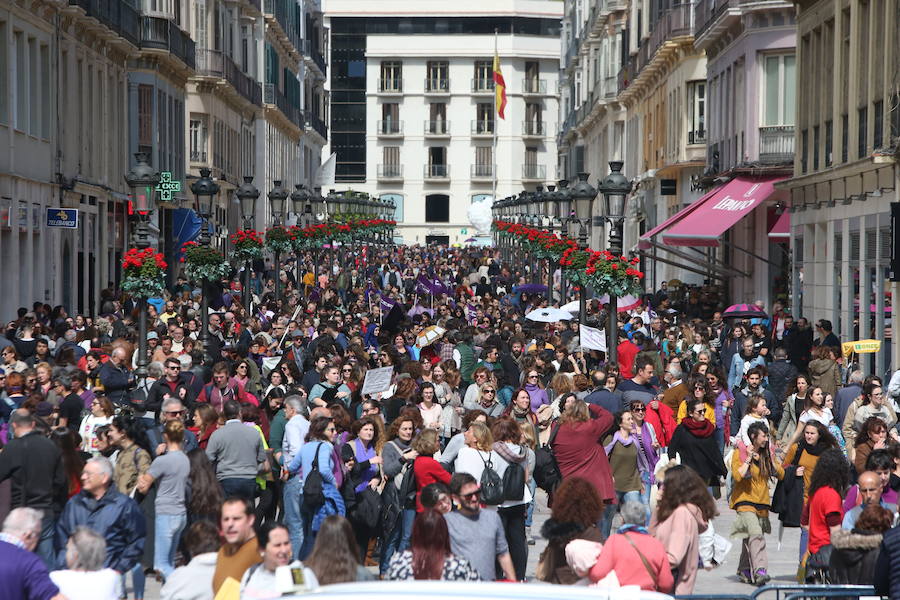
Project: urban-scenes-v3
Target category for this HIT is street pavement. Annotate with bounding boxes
[139,492,803,599]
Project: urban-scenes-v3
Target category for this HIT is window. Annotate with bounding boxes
[824,120,833,167]
[428,147,447,177]
[426,61,449,91]
[425,194,450,222]
[428,103,447,134]
[762,54,796,126]
[382,146,400,177]
[841,113,848,163]
[40,44,49,139]
[380,193,403,221]
[190,116,208,161]
[380,61,402,91]
[474,147,493,176]
[687,80,706,143]
[473,60,493,91]
[475,103,493,133]
[381,103,399,134]
[874,100,883,148]
[858,106,867,158]
[137,84,154,155]
[14,31,26,130]
[525,102,542,135]
[195,0,207,48]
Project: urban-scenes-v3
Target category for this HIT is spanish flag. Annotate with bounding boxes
[493,52,506,120]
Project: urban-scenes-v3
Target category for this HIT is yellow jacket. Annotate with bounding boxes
[677,399,716,423]
[730,448,784,514]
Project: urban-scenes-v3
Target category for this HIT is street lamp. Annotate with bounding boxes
[597,160,630,365]
[291,183,314,282]
[123,152,160,381]
[190,167,220,365]
[268,180,289,303]
[569,172,597,325]
[236,176,260,313]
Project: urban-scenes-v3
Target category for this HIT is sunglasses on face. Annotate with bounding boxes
[631,407,645,413]
[461,490,481,500]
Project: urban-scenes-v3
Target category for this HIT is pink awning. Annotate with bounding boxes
[659,176,788,247]
[767,206,790,240]
[637,185,724,250]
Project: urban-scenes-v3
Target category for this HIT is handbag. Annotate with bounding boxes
[302,442,326,510]
[534,424,562,492]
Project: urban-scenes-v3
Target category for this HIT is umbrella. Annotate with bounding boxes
[517,283,549,294]
[841,339,881,358]
[561,294,642,313]
[525,308,573,323]
[723,303,768,319]
[416,325,446,348]
[464,237,477,243]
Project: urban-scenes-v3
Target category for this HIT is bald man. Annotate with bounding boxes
[842,471,895,530]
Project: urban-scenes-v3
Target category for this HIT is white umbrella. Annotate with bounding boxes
[525,308,573,323]
[562,295,642,313]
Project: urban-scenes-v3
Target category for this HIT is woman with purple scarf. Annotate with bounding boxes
[340,417,383,560]
[600,408,658,538]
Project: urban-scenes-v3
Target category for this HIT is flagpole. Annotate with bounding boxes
[492,29,499,211]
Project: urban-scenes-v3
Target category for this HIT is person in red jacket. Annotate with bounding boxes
[617,332,639,380]
[642,396,677,447]
[552,399,615,506]
[411,429,451,512]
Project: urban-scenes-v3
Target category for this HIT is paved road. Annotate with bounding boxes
[138,492,803,598]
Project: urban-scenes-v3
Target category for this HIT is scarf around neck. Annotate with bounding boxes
[605,430,653,480]
[681,416,715,438]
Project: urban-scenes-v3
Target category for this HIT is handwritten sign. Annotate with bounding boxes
[361,366,394,396]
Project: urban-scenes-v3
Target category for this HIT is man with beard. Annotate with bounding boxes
[731,368,778,437]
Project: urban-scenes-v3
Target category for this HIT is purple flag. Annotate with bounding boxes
[379,296,397,313]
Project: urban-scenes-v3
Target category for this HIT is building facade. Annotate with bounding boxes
[323,0,562,245]
[782,0,899,373]
[0,0,136,318]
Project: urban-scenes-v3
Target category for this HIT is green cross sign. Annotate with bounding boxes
[156,172,182,203]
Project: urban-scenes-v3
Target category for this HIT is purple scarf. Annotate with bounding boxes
[353,438,378,493]
[604,427,657,484]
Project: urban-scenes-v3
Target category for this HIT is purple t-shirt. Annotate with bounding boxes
[0,540,60,600]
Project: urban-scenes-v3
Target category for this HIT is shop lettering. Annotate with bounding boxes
[712,196,756,211]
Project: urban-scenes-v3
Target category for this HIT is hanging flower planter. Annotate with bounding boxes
[265,225,296,254]
[121,248,167,297]
[181,241,231,282]
[230,229,265,262]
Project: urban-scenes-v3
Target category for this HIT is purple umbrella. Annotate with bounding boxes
[723,303,768,319]
[517,283,549,294]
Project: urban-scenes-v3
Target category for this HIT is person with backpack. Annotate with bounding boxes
[489,417,534,581]
[412,429,451,512]
[380,411,419,575]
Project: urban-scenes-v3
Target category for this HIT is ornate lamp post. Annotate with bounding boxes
[268,180,289,303]
[190,167,220,364]
[597,161,630,365]
[556,180,571,302]
[123,152,160,381]
[569,172,598,325]
[291,184,310,284]
[236,176,260,314]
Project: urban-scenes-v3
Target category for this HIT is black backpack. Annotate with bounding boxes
[502,460,526,502]
[533,424,562,492]
[478,452,504,505]
[302,442,326,510]
[398,456,418,509]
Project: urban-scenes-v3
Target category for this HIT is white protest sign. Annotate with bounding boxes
[580,324,607,352]
[361,366,394,396]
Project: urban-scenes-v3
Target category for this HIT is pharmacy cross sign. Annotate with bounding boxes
[156,172,182,203]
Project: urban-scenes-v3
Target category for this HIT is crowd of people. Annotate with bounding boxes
[0,244,899,599]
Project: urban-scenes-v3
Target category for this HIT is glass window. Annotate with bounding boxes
[687,80,705,143]
[762,54,795,126]
[425,194,449,222]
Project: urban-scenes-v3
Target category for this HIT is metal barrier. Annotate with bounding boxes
[675,584,879,600]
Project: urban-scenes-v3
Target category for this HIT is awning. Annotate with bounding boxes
[659,176,788,247]
[767,207,790,240]
[637,185,723,250]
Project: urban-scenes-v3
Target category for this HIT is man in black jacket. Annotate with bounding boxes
[875,524,900,597]
[145,356,195,419]
[97,347,133,406]
[766,348,798,415]
[0,409,67,565]
[783,316,813,373]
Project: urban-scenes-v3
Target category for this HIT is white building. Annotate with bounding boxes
[323,0,562,245]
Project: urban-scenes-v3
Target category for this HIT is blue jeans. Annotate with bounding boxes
[283,476,304,559]
[799,528,809,560]
[380,508,415,574]
[600,490,642,539]
[221,478,257,501]
[36,510,56,568]
[638,472,652,525]
[525,478,538,527]
[121,565,145,599]
[154,513,187,578]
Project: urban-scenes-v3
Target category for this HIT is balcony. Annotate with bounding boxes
[472,78,495,94]
[263,83,304,130]
[425,120,451,137]
[471,164,494,180]
[522,164,546,181]
[195,49,262,106]
[424,164,450,180]
[424,78,450,94]
[523,121,545,138]
[377,120,403,137]
[140,16,196,70]
[301,40,327,75]
[377,165,403,181]
[67,0,140,47]
[190,150,207,163]
[378,78,403,94]
[263,0,301,51]
[617,3,692,95]
[306,112,328,140]
[471,120,494,137]
[759,125,795,164]
[688,128,706,145]
[523,79,547,95]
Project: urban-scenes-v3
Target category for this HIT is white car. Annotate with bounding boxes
[297,581,673,600]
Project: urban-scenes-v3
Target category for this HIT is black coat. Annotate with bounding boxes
[784,326,813,371]
[767,359,798,409]
[668,424,727,484]
[772,465,804,527]
[875,525,900,597]
[830,528,882,586]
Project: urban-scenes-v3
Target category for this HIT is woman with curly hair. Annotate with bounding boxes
[804,448,851,581]
[852,416,890,479]
[650,464,718,595]
[536,477,604,584]
[305,515,374,584]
